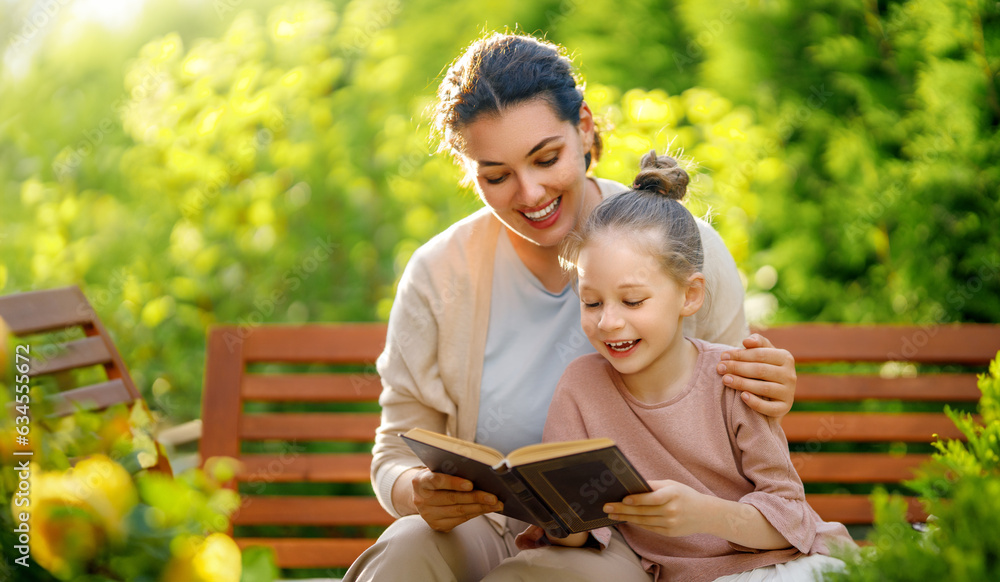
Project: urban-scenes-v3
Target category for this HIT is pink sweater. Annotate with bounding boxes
[543,338,854,582]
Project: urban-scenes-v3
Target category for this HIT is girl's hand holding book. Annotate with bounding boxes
[410,468,504,532]
[606,479,791,550]
[603,479,707,538]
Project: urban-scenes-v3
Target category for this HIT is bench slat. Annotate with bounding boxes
[201,329,245,462]
[782,412,964,442]
[237,453,372,483]
[29,336,112,376]
[46,380,134,416]
[236,538,378,569]
[759,324,1000,364]
[240,413,381,441]
[806,494,927,525]
[0,286,96,335]
[794,374,981,402]
[234,495,393,526]
[242,373,382,401]
[239,323,387,363]
[791,453,929,483]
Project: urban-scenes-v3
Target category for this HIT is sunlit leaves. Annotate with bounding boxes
[591,83,773,265]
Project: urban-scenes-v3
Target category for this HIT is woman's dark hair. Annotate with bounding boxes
[562,150,703,285]
[433,32,602,169]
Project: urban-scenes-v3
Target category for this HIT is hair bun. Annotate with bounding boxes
[631,149,689,201]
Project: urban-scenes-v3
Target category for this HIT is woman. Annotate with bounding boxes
[344,33,798,582]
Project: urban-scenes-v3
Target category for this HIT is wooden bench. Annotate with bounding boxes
[0,286,147,416]
[760,324,998,534]
[199,322,1000,573]
[0,285,172,475]
[199,324,393,573]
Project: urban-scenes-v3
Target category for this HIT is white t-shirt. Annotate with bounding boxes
[477,229,594,454]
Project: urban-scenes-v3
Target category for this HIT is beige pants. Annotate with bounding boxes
[343,515,653,582]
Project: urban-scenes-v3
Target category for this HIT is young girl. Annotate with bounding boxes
[499,151,855,582]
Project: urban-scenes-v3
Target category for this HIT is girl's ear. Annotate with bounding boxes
[681,272,706,317]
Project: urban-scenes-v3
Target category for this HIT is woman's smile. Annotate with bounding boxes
[521,196,563,227]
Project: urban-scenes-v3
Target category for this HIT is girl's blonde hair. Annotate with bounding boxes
[562,150,704,285]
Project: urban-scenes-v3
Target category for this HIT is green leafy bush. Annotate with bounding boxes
[826,352,1000,581]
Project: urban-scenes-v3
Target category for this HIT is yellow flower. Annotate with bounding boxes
[162,533,243,582]
[27,465,105,579]
[26,455,139,579]
[67,455,138,538]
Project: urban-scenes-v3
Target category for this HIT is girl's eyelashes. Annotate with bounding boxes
[538,156,558,167]
[582,298,647,308]
[484,174,508,185]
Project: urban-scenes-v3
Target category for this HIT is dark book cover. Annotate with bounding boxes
[400,433,650,537]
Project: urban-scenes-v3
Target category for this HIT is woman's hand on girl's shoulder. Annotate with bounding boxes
[717,334,796,418]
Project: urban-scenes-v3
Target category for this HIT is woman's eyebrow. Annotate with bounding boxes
[477,136,562,167]
[526,135,562,157]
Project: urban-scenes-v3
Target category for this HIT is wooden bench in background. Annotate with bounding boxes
[0,285,146,416]
[199,322,1000,574]
[200,324,393,573]
[0,285,172,475]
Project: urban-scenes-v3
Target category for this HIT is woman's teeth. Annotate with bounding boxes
[523,197,561,221]
[607,340,638,352]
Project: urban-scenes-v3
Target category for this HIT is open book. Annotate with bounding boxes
[400,427,651,538]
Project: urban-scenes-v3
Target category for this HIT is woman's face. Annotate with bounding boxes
[458,99,596,249]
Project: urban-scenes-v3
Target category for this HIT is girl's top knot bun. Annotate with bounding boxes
[631,149,689,201]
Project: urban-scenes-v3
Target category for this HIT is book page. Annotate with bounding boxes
[505,438,615,467]
[402,427,505,466]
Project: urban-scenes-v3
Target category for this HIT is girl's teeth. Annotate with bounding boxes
[608,340,637,352]
[524,197,561,221]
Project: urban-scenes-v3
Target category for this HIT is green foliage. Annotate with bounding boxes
[685,0,1000,324]
[826,353,1000,581]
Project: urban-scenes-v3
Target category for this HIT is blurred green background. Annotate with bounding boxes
[1,0,998,424]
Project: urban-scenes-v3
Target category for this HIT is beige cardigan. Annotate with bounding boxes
[372,178,748,517]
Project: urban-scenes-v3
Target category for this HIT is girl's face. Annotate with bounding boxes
[458,99,596,249]
[577,231,704,380]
